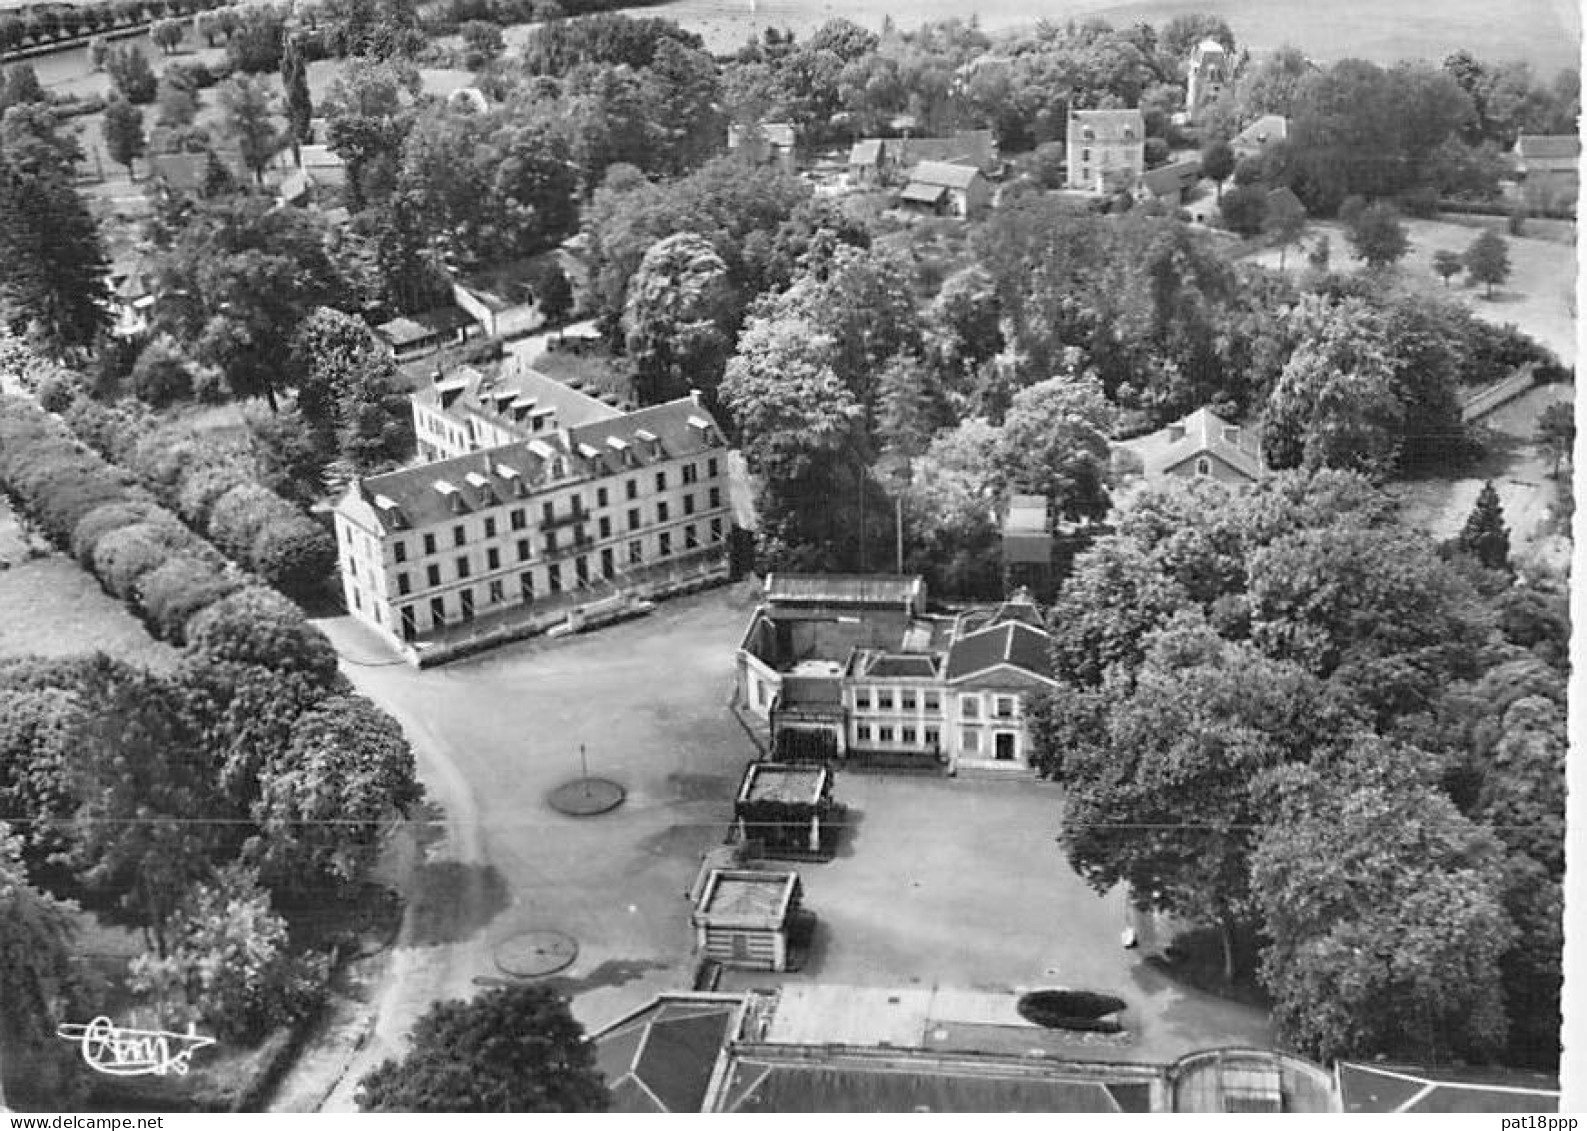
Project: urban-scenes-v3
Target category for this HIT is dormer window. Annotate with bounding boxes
[374,494,406,529]
[433,480,465,514]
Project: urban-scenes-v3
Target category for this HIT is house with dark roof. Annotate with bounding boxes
[594,994,747,1113]
[334,392,733,662]
[1134,159,1203,206]
[898,160,991,218]
[1067,109,1145,193]
[1115,406,1264,491]
[1512,133,1579,215]
[1230,114,1290,159]
[736,578,1056,773]
[847,130,998,188]
[372,306,476,361]
[410,357,622,461]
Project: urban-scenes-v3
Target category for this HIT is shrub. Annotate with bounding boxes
[93,520,180,601]
[70,500,152,566]
[186,587,340,686]
[127,427,205,493]
[251,517,334,598]
[35,369,84,413]
[175,461,250,527]
[128,865,328,1044]
[129,338,194,406]
[208,481,288,561]
[63,396,150,465]
[137,555,240,642]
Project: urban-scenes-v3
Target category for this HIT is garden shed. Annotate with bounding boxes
[691,869,803,972]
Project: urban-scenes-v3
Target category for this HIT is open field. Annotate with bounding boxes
[608,0,1579,71]
[1243,217,1579,366]
[0,499,180,670]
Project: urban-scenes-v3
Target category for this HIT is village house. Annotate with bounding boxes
[847,129,998,187]
[410,359,623,462]
[1114,406,1264,491]
[372,306,476,361]
[1067,109,1145,193]
[1134,159,1202,206]
[333,393,733,659]
[1512,133,1580,215]
[728,121,800,174]
[898,160,992,218]
[736,576,1057,774]
[1230,114,1290,160]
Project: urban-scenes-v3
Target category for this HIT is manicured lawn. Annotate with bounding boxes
[0,501,179,670]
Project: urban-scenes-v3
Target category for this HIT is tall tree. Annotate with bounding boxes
[994,374,1116,522]
[1534,401,1574,479]
[0,822,84,1109]
[357,984,608,1112]
[1432,248,1464,286]
[622,232,734,406]
[1252,749,1515,1064]
[1457,480,1511,572]
[1345,201,1410,269]
[67,668,232,955]
[280,34,314,149]
[1199,137,1234,199]
[251,695,421,901]
[1463,229,1511,298]
[0,151,110,352]
[102,94,146,178]
[217,75,280,185]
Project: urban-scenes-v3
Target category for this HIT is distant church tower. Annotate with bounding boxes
[1186,39,1231,122]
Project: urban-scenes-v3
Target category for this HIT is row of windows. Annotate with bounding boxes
[854,723,940,747]
[852,690,1020,718]
[390,519,726,596]
[853,689,941,712]
[386,482,724,563]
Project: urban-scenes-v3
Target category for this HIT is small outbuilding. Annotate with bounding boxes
[691,869,803,972]
[734,762,834,856]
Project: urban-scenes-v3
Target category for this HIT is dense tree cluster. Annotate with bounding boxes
[358,984,608,1112]
[1213,49,1577,216]
[1032,470,1566,1068]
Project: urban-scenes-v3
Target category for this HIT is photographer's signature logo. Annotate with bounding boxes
[56,1016,216,1077]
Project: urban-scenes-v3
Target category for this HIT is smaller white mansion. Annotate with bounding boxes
[736,575,1056,774]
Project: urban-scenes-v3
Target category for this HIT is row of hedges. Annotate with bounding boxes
[0,0,226,56]
[419,0,673,33]
[0,395,341,670]
[62,397,335,600]
[0,394,250,643]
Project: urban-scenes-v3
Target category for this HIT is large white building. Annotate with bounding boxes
[335,391,733,661]
[736,575,1058,774]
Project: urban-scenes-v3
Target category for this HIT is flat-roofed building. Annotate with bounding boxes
[734,762,833,855]
[691,870,803,972]
[335,393,733,662]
